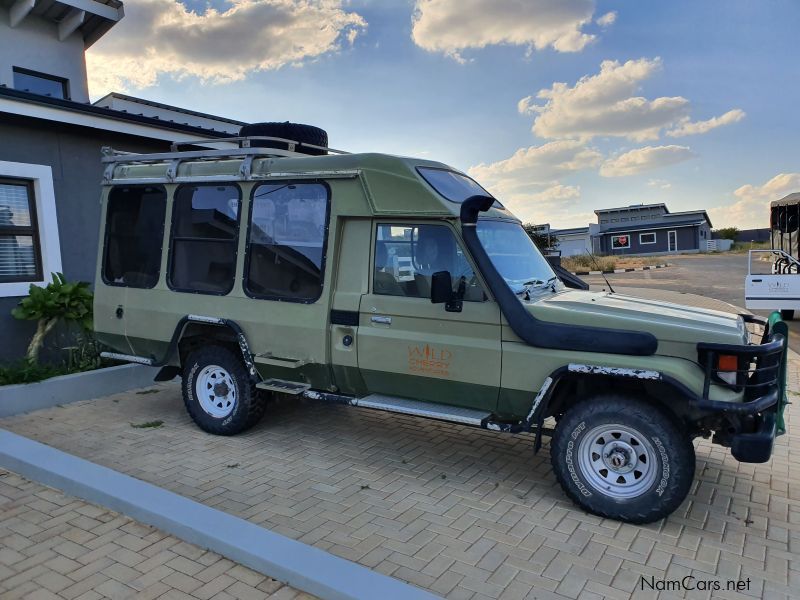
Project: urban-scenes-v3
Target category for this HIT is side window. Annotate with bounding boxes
[374,224,484,301]
[245,182,329,302]
[169,184,240,294]
[102,186,167,288]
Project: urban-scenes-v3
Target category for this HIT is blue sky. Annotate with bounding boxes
[86,0,800,228]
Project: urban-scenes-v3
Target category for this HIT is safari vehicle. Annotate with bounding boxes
[95,123,788,523]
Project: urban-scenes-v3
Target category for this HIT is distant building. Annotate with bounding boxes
[550,203,713,257]
[0,0,242,361]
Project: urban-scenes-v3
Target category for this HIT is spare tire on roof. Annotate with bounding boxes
[239,122,328,155]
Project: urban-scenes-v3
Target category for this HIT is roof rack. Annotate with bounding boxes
[100,136,353,184]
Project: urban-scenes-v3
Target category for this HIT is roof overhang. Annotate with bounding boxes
[3,0,124,47]
[0,87,237,148]
[771,192,800,208]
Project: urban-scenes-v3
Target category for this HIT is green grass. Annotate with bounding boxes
[0,361,72,386]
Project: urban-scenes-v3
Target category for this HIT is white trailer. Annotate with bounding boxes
[745,192,800,319]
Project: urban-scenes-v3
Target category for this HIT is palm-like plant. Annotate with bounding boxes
[11,273,93,363]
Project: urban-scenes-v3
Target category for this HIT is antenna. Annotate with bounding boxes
[587,248,615,294]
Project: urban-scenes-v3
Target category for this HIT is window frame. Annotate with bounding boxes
[639,232,657,245]
[12,66,70,100]
[610,234,631,249]
[0,162,60,298]
[371,220,487,302]
[243,179,332,304]
[167,182,243,296]
[0,177,43,284]
[101,184,168,289]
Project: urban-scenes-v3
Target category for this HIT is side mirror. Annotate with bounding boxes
[430,271,462,312]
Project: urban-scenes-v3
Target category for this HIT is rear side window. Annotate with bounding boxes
[169,184,240,294]
[417,167,493,203]
[102,186,167,288]
[245,182,329,302]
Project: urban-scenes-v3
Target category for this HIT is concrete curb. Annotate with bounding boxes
[573,263,670,276]
[0,430,440,600]
[0,364,161,418]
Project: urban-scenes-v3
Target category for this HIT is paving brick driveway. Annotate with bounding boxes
[1,362,798,600]
[0,470,312,600]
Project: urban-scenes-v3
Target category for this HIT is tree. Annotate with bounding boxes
[714,227,739,241]
[523,223,559,252]
[11,273,93,362]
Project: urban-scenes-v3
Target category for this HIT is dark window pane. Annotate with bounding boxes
[170,185,240,294]
[13,68,68,99]
[103,186,167,288]
[0,235,37,279]
[0,182,32,227]
[417,167,496,204]
[374,224,484,301]
[246,183,328,301]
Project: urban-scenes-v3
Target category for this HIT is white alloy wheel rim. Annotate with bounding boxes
[196,364,237,418]
[577,423,659,500]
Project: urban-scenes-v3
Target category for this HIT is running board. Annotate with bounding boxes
[256,379,311,395]
[356,394,491,426]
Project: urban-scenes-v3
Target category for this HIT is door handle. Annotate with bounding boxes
[371,315,392,325]
[752,279,763,282]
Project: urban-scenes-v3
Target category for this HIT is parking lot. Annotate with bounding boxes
[1,353,797,599]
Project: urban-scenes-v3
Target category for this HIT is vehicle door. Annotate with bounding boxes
[745,249,800,311]
[357,222,502,411]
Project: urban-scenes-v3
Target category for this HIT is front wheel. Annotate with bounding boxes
[550,395,694,523]
[182,346,265,435]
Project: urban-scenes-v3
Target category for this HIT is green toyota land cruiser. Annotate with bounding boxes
[94,122,788,523]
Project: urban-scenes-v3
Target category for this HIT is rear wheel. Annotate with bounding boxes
[550,394,694,523]
[182,346,265,435]
[781,309,794,320]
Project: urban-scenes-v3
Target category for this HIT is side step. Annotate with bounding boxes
[256,379,311,395]
[356,394,490,426]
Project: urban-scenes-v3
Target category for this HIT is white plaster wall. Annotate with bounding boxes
[0,8,89,103]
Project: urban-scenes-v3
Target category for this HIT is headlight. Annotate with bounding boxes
[717,354,738,386]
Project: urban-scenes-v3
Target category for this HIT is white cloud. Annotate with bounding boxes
[503,185,588,226]
[667,109,746,137]
[647,178,672,189]
[468,140,602,195]
[599,145,695,177]
[709,173,800,228]
[468,142,601,227]
[86,0,366,96]
[528,58,690,141]
[596,11,616,27]
[411,0,597,61]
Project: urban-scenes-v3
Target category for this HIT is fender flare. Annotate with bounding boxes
[104,315,259,382]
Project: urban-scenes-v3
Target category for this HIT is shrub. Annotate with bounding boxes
[11,273,93,363]
[562,255,616,272]
[0,361,70,386]
[714,227,739,241]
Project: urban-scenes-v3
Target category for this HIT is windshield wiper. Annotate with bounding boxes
[515,280,543,295]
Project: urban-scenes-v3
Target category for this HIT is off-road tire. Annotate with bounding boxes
[550,394,694,523]
[239,122,328,155]
[781,309,794,321]
[182,346,265,435]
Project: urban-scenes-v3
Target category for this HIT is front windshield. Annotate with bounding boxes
[476,220,560,295]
